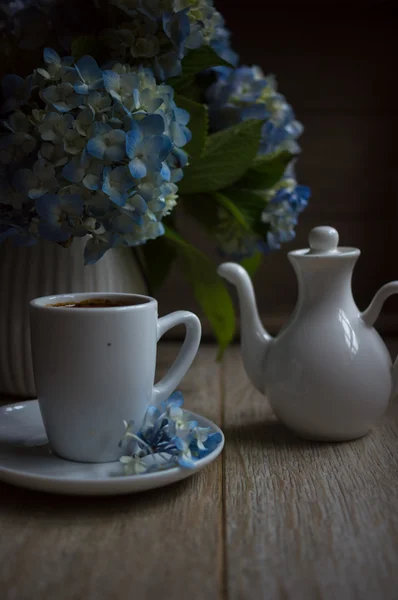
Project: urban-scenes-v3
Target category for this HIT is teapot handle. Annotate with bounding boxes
[361,282,398,327]
[361,281,398,398]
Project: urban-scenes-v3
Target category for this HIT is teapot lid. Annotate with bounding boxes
[289,226,360,258]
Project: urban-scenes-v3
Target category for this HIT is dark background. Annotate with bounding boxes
[159,0,398,335]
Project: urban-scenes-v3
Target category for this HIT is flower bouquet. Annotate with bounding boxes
[0,0,310,353]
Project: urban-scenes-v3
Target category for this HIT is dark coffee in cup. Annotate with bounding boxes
[48,298,149,309]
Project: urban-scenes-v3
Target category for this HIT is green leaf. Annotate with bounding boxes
[164,227,235,356]
[71,36,102,61]
[213,192,252,231]
[175,95,208,159]
[169,47,232,92]
[222,187,269,238]
[141,237,176,292]
[178,119,264,195]
[214,194,265,278]
[213,191,269,246]
[182,189,266,241]
[240,252,263,278]
[237,150,295,190]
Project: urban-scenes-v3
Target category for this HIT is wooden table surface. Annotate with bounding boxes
[1,342,398,600]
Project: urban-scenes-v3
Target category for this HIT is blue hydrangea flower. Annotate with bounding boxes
[85,91,112,116]
[103,67,165,115]
[173,436,196,468]
[0,48,190,261]
[36,48,75,83]
[176,0,237,65]
[73,56,103,95]
[103,0,236,80]
[207,65,304,155]
[118,390,223,475]
[260,102,304,156]
[195,432,223,458]
[209,17,238,66]
[119,454,149,475]
[41,82,81,113]
[102,165,134,206]
[216,177,310,259]
[87,124,126,162]
[105,2,189,80]
[126,117,172,179]
[35,193,84,242]
[84,232,118,265]
[189,424,212,451]
[73,153,104,191]
[170,107,192,147]
[103,70,138,104]
[261,179,310,251]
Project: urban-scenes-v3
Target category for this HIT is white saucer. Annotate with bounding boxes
[0,400,224,496]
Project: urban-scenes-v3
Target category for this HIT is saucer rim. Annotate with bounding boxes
[0,401,224,494]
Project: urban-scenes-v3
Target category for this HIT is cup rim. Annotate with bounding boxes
[29,292,157,312]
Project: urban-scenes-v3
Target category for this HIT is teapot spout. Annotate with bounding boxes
[218,263,272,394]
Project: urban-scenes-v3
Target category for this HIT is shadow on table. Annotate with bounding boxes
[0,475,194,517]
[222,420,338,450]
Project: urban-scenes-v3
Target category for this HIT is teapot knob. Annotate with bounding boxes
[309,226,339,254]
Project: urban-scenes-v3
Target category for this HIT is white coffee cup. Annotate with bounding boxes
[29,293,202,463]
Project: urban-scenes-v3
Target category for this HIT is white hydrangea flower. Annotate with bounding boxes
[39,142,68,167]
[41,82,80,113]
[14,159,59,199]
[38,112,74,143]
[64,129,86,155]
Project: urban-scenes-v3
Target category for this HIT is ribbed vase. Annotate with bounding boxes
[0,238,147,398]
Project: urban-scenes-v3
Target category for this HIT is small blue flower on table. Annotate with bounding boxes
[119,391,223,475]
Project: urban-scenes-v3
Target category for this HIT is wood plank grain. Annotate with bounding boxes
[0,344,223,600]
[223,342,398,600]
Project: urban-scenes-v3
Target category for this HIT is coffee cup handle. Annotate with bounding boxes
[152,311,202,404]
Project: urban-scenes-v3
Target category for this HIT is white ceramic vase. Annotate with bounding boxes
[0,238,147,397]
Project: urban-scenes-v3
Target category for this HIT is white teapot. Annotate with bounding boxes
[218,226,398,441]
